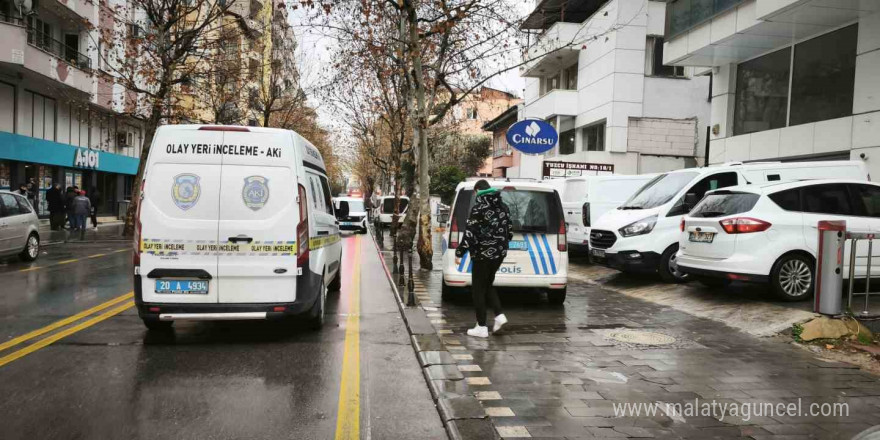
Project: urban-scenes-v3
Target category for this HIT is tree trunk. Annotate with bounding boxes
[122,101,163,237]
[415,122,432,269]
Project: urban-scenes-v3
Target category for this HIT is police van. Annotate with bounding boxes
[375,195,409,228]
[133,125,343,331]
[441,180,568,304]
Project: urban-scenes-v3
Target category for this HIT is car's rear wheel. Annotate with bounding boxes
[659,244,689,283]
[308,277,327,329]
[143,319,173,332]
[547,288,567,305]
[697,276,731,288]
[771,253,814,301]
[19,233,39,262]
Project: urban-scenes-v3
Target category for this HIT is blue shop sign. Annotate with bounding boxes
[506,119,558,155]
[0,131,139,175]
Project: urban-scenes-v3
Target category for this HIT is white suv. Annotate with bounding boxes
[677,179,880,301]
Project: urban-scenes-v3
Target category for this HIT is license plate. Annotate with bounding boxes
[508,240,529,251]
[155,280,209,294]
[340,222,355,226]
[591,249,605,258]
[689,231,716,243]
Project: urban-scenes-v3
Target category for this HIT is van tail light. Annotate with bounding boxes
[719,217,771,234]
[680,218,686,232]
[297,184,310,269]
[198,126,250,132]
[133,179,145,267]
[558,219,567,252]
[449,220,460,249]
[582,202,591,227]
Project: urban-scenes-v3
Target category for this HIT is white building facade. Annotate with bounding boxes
[514,0,712,177]
[664,0,880,176]
[0,0,144,217]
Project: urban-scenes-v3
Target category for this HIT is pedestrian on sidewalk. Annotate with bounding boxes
[70,190,91,240]
[455,179,511,338]
[46,183,65,230]
[88,187,101,229]
[65,186,77,230]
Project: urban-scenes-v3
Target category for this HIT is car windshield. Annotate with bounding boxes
[690,192,760,218]
[337,200,365,213]
[382,198,408,213]
[620,172,699,210]
[452,189,562,233]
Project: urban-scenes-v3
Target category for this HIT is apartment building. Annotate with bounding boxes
[445,86,522,176]
[482,105,522,178]
[517,0,712,176]
[663,0,880,178]
[0,0,144,218]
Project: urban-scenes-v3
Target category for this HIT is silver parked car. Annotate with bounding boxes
[0,190,40,262]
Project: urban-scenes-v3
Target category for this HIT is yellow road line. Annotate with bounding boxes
[17,248,130,273]
[0,301,133,368]
[0,292,134,353]
[335,235,361,440]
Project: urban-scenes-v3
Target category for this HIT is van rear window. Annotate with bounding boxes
[451,189,563,233]
[382,198,409,213]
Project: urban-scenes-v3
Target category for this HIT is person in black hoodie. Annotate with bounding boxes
[46,183,65,230]
[455,179,512,338]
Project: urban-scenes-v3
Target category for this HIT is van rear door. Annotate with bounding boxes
[140,127,222,304]
[216,130,298,303]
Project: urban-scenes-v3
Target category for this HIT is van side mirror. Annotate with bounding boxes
[337,202,350,218]
[684,193,699,209]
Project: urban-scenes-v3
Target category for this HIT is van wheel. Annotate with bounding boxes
[308,278,327,329]
[19,233,40,262]
[143,319,173,332]
[771,253,814,302]
[697,276,731,288]
[328,266,342,292]
[659,244,690,284]
[547,288,567,305]
[441,281,459,301]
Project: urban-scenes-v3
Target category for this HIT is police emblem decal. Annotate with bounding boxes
[172,174,201,211]
[242,176,270,211]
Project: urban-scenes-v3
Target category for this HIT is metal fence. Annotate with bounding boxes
[844,231,879,318]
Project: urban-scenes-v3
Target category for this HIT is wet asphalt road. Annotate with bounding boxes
[0,234,445,440]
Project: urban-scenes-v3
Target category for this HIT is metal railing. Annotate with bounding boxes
[27,29,92,71]
[844,231,879,318]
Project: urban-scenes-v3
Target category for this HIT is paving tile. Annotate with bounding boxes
[438,396,487,421]
[418,350,456,367]
[411,334,445,352]
[426,364,465,381]
[485,407,515,417]
[448,418,499,440]
[467,377,492,386]
[495,425,530,438]
[476,391,502,401]
[458,365,483,372]
[453,354,474,361]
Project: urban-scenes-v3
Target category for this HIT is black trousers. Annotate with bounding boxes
[472,258,503,326]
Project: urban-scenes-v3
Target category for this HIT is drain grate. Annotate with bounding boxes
[608,330,676,346]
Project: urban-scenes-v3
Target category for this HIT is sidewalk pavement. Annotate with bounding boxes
[41,221,126,244]
[374,232,880,439]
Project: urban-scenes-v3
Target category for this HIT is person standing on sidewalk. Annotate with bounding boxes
[65,186,77,230]
[455,179,511,338]
[88,187,101,229]
[70,190,91,240]
[46,183,65,230]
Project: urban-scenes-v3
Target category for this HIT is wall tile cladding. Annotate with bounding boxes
[627,117,697,156]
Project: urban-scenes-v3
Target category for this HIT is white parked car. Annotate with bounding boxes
[134,125,343,331]
[333,197,368,234]
[441,180,568,304]
[589,161,868,283]
[678,179,880,301]
[0,191,40,262]
[375,195,409,228]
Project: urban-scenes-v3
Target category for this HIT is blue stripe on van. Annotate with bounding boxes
[525,238,540,275]
[467,259,473,273]
[541,234,557,275]
[532,234,548,275]
[458,252,468,272]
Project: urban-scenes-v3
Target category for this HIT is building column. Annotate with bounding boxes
[708,63,737,164]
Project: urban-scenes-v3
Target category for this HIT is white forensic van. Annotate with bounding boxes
[134,125,343,331]
[375,195,409,228]
[441,180,568,304]
[588,161,868,283]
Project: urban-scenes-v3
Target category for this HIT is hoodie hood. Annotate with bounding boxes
[476,187,500,197]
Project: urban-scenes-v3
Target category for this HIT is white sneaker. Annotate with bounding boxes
[467,325,489,338]
[493,314,508,333]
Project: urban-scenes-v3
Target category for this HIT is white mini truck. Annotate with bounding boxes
[441,180,568,304]
[134,125,343,330]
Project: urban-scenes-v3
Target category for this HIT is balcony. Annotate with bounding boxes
[0,16,93,96]
[524,89,579,120]
[493,153,514,169]
[45,0,98,25]
[521,22,582,78]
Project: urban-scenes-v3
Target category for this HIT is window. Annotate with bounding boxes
[565,64,578,90]
[542,73,561,95]
[789,25,857,126]
[307,173,323,213]
[734,24,858,135]
[319,176,334,214]
[451,189,562,234]
[666,0,747,38]
[0,193,22,217]
[558,128,576,155]
[690,192,760,218]
[803,184,852,215]
[733,47,791,136]
[622,171,700,210]
[466,107,478,120]
[16,195,33,213]
[668,172,738,216]
[769,189,801,211]
[26,17,51,50]
[24,90,56,141]
[583,123,605,152]
[852,184,880,218]
[647,37,685,77]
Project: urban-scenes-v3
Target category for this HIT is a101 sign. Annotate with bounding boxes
[506,120,558,155]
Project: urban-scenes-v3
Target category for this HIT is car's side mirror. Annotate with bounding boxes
[684,193,699,210]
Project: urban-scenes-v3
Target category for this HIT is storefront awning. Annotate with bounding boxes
[0,132,139,175]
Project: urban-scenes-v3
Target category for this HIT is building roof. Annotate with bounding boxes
[481,105,520,132]
[521,0,610,30]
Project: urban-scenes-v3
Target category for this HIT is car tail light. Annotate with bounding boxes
[198,126,250,132]
[558,219,567,252]
[719,217,771,234]
[133,179,145,267]
[297,184,310,269]
[582,202,591,227]
[680,218,686,232]
[449,220,460,249]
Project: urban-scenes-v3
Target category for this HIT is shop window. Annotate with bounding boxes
[789,25,857,126]
[559,129,576,155]
[646,37,685,77]
[583,123,605,152]
[733,47,790,136]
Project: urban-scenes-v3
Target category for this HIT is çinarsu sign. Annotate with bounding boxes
[506,119,558,155]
